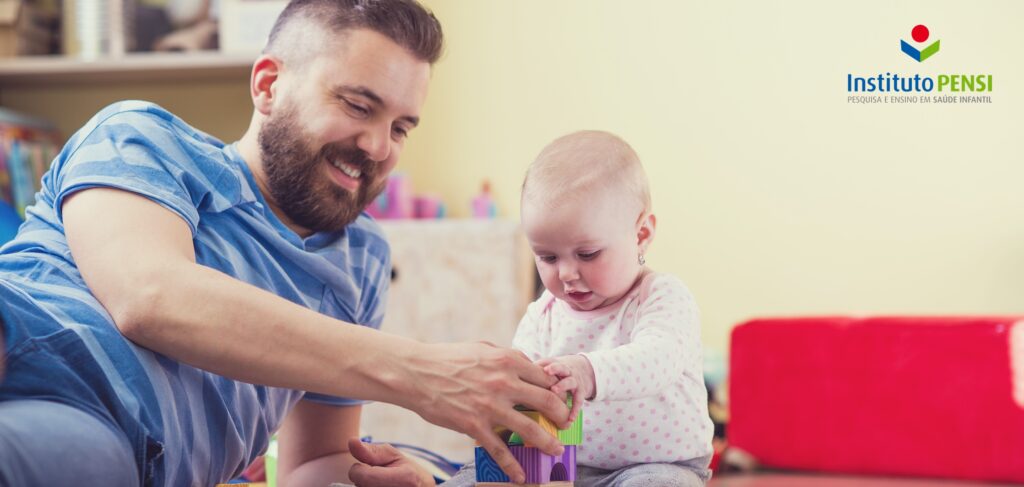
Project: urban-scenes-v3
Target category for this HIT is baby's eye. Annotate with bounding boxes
[538,255,557,263]
[577,251,601,261]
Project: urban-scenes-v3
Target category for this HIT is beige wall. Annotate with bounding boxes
[3,1,1023,355]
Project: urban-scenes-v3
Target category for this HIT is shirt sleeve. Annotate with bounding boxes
[50,105,230,234]
[512,291,552,361]
[583,274,701,402]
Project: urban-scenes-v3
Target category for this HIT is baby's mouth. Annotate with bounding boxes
[566,291,593,302]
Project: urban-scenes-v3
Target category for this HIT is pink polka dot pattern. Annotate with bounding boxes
[510,272,715,470]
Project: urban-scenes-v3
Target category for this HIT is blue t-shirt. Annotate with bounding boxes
[0,100,391,485]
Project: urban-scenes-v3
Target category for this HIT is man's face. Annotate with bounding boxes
[258,29,431,234]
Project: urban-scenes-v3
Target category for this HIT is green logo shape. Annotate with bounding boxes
[901,39,940,62]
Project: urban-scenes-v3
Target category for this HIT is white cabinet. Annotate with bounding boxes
[360,219,536,462]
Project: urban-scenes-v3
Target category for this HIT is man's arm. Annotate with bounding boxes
[276,401,365,486]
[62,188,567,482]
[64,188,413,401]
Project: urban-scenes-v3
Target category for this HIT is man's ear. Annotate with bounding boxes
[251,55,283,116]
[637,211,657,255]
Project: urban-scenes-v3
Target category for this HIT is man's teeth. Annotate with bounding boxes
[332,160,361,178]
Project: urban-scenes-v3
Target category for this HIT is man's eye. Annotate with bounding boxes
[578,251,600,261]
[392,125,409,139]
[345,100,369,116]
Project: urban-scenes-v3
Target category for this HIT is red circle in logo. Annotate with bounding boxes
[912,24,929,43]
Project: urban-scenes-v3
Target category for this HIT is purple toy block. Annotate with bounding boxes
[511,445,576,483]
[475,445,577,483]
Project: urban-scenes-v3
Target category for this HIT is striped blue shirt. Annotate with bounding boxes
[0,101,391,485]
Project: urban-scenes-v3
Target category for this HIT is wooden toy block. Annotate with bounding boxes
[475,445,576,484]
[475,446,509,482]
[507,409,583,446]
[494,410,558,445]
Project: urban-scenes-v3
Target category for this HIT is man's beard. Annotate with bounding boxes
[258,106,387,233]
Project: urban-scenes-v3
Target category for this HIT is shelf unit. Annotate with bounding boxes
[0,51,256,87]
[0,52,257,141]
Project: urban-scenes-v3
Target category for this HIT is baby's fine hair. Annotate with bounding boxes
[522,130,651,214]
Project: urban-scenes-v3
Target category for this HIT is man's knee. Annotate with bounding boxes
[0,400,139,486]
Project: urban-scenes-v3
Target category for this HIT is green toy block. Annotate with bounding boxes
[508,409,582,446]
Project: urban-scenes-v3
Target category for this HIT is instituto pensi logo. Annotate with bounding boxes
[846,23,994,104]
[901,24,940,62]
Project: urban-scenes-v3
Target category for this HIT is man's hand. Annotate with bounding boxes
[536,354,597,423]
[398,341,569,484]
[347,439,433,487]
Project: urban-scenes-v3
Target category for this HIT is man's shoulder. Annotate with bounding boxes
[55,100,248,209]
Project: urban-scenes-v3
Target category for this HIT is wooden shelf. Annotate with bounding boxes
[0,51,256,87]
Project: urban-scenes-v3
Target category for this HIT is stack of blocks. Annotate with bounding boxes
[475,404,583,486]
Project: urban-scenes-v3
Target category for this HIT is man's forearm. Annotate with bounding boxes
[121,261,418,407]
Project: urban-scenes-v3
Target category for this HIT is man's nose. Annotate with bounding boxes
[357,123,392,163]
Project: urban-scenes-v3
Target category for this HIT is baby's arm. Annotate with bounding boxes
[582,275,701,402]
[535,355,594,422]
[511,294,590,421]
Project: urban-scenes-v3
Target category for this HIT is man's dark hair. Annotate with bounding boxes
[265,0,444,64]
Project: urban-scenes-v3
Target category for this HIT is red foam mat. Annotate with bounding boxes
[728,317,1024,483]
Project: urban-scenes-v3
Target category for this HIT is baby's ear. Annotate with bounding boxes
[636,212,656,251]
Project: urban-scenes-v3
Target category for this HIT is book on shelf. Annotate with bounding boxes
[0,107,61,216]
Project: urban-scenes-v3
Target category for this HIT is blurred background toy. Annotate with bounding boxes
[471,181,496,218]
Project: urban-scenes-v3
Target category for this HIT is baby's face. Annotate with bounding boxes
[523,192,645,312]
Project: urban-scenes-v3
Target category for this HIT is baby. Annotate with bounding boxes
[446,131,713,486]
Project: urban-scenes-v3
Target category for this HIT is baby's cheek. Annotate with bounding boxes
[600,265,637,299]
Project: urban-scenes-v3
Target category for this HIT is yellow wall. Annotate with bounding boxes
[3,1,1023,356]
[408,0,1024,353]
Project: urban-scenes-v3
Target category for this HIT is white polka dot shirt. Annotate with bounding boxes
[513,272,714,470]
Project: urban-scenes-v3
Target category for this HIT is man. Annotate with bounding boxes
[0,0,567,485]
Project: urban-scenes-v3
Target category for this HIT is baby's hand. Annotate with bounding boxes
[535,354,595,423]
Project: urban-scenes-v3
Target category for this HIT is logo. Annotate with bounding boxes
[901,24,940,62]
[847,23,994,105]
